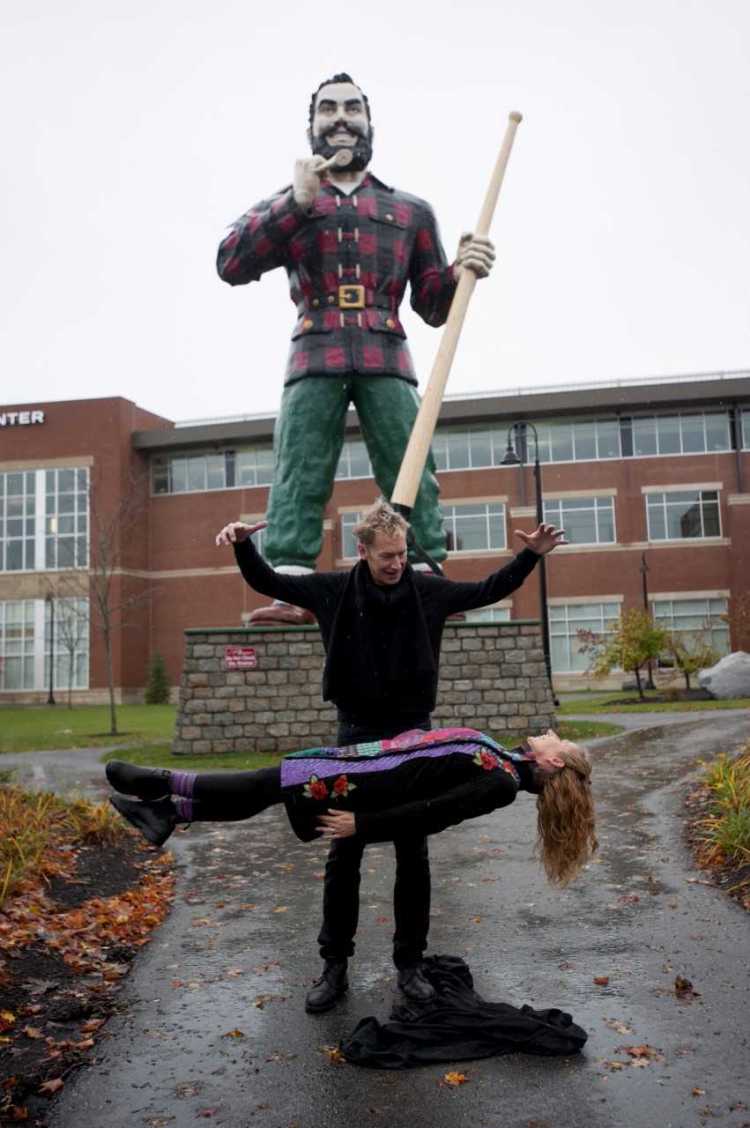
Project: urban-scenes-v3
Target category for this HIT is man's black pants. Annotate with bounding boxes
[317,715,431,969]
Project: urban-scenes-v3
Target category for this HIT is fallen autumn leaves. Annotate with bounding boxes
[0,786,174,1125]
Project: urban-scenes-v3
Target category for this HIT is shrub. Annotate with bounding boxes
[145,653,170,705]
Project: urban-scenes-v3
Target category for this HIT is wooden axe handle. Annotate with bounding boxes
[391,112,522,511]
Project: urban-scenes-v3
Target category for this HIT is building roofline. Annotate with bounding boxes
[131,369,750,452]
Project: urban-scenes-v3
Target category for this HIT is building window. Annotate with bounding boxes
[45,468,89,570]
[645,489,721,540]
[46,597,90,691]
[543,496,616,544]
[152,448,274,494]
[621,412,731,458]
[340,512,362,559]
[0,471,36,572]
[235,448,274,487]
[533,419,621,464]
[0,600,36,690]
[742,408,750,450]
[1,468,89,574]
[651,597,730,657]
[549,601,620,673]
[443,502,506,553]
[432,428,505,471]
[335,440,373,480]
[464,604,512,624]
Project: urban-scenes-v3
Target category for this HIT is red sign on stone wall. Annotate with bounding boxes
[224,646,258,670]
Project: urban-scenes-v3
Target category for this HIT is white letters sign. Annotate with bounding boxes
[0,410,46,427]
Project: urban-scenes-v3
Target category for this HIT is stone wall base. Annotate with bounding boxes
[173,621,556,756]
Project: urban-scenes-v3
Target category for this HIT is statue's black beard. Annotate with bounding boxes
[311,126,373,172]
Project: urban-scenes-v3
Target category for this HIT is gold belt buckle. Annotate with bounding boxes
[338,284,365,310]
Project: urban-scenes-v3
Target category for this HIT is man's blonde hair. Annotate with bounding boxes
[354,498,409,547]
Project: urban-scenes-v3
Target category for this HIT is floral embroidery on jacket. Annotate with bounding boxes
[473,749,499,772]
[331,774,356,798]
[303,775,329,801]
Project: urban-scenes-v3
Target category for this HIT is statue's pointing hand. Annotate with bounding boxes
[453,232,496,281]
[215,520,268,547]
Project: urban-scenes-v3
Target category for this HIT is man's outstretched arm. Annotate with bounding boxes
[421,523,567,616]
[215,520,323,611]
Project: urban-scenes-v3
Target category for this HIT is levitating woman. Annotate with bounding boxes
[107,727,596,887]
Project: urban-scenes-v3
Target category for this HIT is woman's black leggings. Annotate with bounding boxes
[187,765,283,822]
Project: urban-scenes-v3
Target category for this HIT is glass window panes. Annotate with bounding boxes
[549,601,620,672]
[0,471,36,572]
[236,447,274,487]
[443,503,506,553]
[45,597,90,691]
[652,597,730,657]
[45,468,89,570]
[0,600,36,690]
[340,512,362,558]
[151,449,276,493]
[646,490,721,541]
[335,441,373,480]
[464,605,512,623]
[543,497,616,544]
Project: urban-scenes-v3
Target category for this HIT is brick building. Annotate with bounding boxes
[1,370,748,701]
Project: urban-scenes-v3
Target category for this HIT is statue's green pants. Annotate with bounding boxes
[264,376,447,570]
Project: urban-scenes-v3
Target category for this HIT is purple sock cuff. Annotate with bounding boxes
[170,771,197,799]
[173,795,193,821]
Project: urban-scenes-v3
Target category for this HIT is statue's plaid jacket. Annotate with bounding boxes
[216,173,458,385]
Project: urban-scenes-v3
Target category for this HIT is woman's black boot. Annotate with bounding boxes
[109,795,177,847]
[106,761,172,800]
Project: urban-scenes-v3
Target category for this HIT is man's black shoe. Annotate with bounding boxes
[106,760,171,800]
[109,795,177,847]
[305,960,348,1013]
[397,963,436,1002]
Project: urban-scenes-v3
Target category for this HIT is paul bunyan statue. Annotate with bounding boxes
[217,72,495,621]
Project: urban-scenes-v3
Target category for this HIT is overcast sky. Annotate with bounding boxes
[2,0,749,425]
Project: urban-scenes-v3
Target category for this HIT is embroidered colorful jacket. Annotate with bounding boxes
[280,727,537,843]
[216,174,457,385]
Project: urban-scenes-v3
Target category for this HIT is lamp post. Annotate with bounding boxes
[45,592,56,706]
[501,422,558,705]
[640,552,656,689]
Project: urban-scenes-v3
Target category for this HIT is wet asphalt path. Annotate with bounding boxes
[4,711,749,1128]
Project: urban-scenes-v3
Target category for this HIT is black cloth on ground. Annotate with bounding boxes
[340,955,587,1068]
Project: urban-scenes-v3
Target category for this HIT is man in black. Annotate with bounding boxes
[215,501,564,1011]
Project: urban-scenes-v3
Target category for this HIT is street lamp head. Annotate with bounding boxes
[501,442,521,466]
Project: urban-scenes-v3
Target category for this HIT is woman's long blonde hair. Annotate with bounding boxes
[536,744,597,886]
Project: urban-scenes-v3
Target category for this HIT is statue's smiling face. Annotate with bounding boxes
[311,81,370,148]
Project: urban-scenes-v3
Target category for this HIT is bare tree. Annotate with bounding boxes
[44,575,90,707]
[86,470,153,736]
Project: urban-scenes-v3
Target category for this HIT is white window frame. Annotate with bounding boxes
[650,593,730,658]
[543,495,616,545]
[644,487,722,542]
[548,598,622,673]
[442,501,507,555]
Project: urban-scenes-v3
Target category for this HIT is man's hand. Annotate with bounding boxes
[453,231,496,281]
[293,156,331,209]
[215,520,268,547]
[317,809,356,838]
[514,523,567,555]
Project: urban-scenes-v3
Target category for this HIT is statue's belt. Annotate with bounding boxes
[299,285,396,312]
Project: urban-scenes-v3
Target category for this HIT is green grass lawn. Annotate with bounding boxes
[559,692,750,715]
[99,718,623,772]
[0,705,176,754]
[0,703,621,767]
